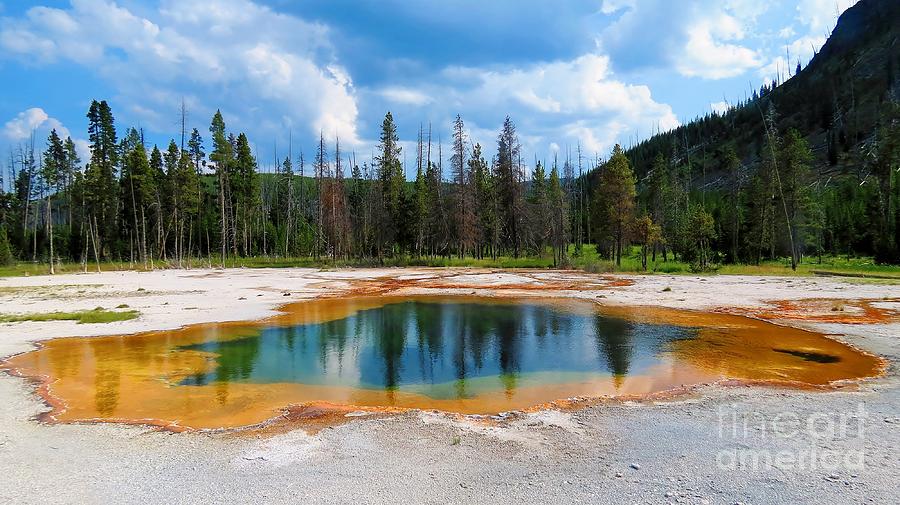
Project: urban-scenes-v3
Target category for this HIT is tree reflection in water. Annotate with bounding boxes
[179,299,694,399]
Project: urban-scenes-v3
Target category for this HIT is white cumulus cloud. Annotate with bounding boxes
[600,0,764,80]
[676,12,761,79]
[710,101,729,115]
[408,54,679,158]
[797,0,858,33]
[379,87,433,106]
[3,108,51,141]
[600,0,636,15]
[0,0,362,146]
[3,107,90,162]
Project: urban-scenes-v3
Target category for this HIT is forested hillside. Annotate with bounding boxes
[620,0,900,265]
[0,0,898,272]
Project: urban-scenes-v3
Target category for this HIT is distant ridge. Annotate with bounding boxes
[621,0,900,187]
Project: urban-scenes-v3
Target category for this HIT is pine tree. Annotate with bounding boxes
[411,125,428,257]
[149,145,165,261]
[548,159,568,266]
[163,140,180,262]
[779,128,813,262]
[633,215,662,271]
[496,116,524,257]
[0,226,13,266]
[746,154,776,264]
[209,110,232,263]
[63,136,80,230]
[322,138,350,259]
[425,141,447,257]
[120,132,154,266]
[375,112,402,257]
[527,160,548,255]
[187,128,205,173]
[872,103,900,262]
[13,149,37,256]
[233,133,258,256]
[759,103,799,270]
[451,114,475,257]
[348,156,366,258]
[163,139,200,265]
[646,153,670,261]
[720,146,742,263]
[186,127,206,258]
[412,160,428,258]
[42,129,65,273]
[593,144,636,266]
[470,143,497,259]
[280,155,294,255]
[314,131,327,259]
[84,100,117,266]
[688,206,715,271]
[175,150,200,262]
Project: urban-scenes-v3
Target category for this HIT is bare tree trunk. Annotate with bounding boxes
[47,194,54,274]
[141,206,148,270]
[31,199,39,262]
[287,166,294,257]
[156,196,164,263]
[90,216,101,273]
[129,229,134,268]
[81,220,88,273]
[758,103,798,270]
[219,172,226,266]
[187,218,193,269]
[615,228,622,267]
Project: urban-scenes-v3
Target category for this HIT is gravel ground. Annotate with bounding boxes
[0,268,897,504]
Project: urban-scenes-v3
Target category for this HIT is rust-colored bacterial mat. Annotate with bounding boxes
[2,296,884,430]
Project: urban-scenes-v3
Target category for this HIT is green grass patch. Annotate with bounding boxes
[716,257,900,279]
[0,247,897,280]
[0,261,148,277]
[0,308,140,324]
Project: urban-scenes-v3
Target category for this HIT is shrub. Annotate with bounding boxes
[0,227,13,267]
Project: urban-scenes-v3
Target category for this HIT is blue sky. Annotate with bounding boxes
[0,0,858,181]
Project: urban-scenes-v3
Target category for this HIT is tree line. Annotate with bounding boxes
[623,100,900,268]
[0,99,898,272]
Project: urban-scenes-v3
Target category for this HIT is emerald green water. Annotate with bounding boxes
[179,298,697,398]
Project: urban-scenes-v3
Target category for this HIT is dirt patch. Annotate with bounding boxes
[246,403,407,436]
[720,298,900,324]
[333,269,634,297]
